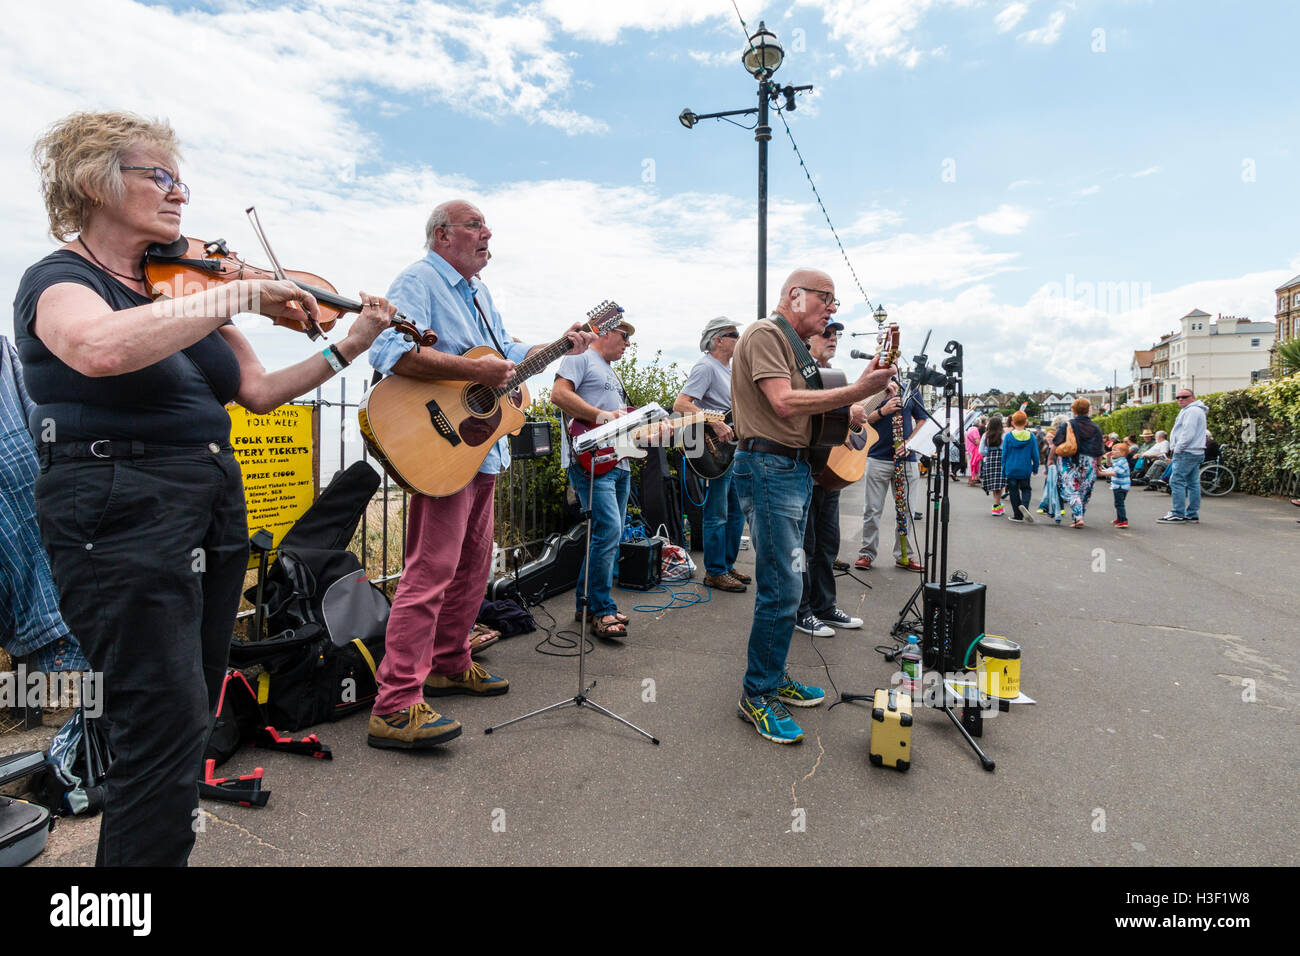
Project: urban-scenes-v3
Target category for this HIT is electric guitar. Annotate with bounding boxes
[684,408,736,480]
[359,300,625,497]
[570,410,729,477]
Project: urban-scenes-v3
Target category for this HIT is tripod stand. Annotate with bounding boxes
[485,428,659,745]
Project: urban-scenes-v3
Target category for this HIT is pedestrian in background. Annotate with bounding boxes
[979,414,1007,516]
[1002,410,1039,522]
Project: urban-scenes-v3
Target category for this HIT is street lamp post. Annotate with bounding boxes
[679,22,812,319]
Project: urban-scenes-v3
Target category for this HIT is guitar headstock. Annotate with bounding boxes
[879,323,901,368]
[585,300,625,336]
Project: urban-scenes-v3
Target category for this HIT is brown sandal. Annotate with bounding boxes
[575,610,628,625]
[469,623,500,656]
[589,615,628,638]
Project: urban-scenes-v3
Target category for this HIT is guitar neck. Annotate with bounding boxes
[497,334,575,397]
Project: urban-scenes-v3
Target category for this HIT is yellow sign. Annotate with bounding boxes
[227,403,320,567]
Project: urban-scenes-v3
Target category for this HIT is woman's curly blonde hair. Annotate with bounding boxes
[33,111,182,241]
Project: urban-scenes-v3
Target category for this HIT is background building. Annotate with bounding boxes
[1168,309,1273,395]
[1273,274,1300,370]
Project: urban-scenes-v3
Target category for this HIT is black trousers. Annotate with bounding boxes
[36,447,248,866]
[799,485,840,618]
[1006,477,1032,517]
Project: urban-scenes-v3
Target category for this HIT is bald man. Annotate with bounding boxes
[730,269,895,744]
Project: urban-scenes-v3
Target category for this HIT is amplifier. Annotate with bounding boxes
[616,538,662,591]
[508,421,554,460]
[922,581,986,673]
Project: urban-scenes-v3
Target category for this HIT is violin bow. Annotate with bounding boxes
[246,206,327,340]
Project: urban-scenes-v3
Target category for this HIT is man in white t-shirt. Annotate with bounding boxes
[553,321,635,638]
[674,316,747,593]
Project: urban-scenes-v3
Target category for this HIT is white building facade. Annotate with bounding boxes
[1167,309,1274,396]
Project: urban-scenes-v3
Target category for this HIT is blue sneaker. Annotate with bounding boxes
[737,695,804,744]
[775,670,826,708]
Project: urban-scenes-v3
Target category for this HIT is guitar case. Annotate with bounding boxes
[486,522,586,605]
[638,448,686,549]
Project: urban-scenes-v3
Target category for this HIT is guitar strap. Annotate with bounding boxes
[769,314,823,390]
[473,291,509,356]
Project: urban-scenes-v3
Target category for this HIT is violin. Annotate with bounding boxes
[141,208,435,348]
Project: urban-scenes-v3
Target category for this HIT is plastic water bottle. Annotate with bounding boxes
[900,634,923,701]
[682,512,691,550]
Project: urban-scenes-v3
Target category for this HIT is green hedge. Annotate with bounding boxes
[1094,372,1300,497]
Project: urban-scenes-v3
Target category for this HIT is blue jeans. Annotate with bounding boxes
[1113,487,1128,522]
[702,470,744,577]
[567,465,630,617]
[733,450,811,698]
[1169,452,1203,518]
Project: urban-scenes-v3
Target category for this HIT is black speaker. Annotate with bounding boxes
[922,581,986,673]
[508,421,554,460]
[616,538,662,591]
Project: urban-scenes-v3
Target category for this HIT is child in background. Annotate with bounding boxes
[1099,441,1132,528]
[1002,410,1040,522]
[979,415,1007,515]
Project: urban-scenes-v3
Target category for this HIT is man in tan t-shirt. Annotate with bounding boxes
[731,267,894,745]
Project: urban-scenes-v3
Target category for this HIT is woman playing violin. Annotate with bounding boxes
[15,110,394,866]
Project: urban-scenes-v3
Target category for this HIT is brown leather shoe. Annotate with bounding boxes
[854,556,873,570]
[728,570,752,584]
[895,559,925,573]
[705,573,746,592]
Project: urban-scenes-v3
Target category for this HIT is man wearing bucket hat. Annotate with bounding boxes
[553,318,637,637]
[674,317,747,593]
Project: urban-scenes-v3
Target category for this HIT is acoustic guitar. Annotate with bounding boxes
[807,323,901,478]
[816,324,901,489]
[570,410,728,477]
[359,300,625,497]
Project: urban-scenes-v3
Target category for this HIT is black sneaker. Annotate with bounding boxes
[1157,513,1185,523]
[820,608,862,629]
[794,614,834,638]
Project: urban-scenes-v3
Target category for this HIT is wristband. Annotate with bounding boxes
[322,344,349,372]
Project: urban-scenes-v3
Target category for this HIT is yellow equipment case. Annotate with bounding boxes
[869,686,913,771]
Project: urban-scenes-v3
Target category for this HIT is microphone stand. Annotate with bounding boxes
[486,415,660,745]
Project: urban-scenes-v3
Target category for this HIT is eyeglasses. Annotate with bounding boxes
[120,166,189,203]
[1176,394,1192,400]
[820,329,842,339]
[608,330,630,342]
[717,330,740,339]
[798,287,840,308]
[446,220,489,232]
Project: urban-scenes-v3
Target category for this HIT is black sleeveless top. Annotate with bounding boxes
[13,250,241,444]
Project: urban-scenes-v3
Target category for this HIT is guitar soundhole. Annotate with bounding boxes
[465,384,497,416]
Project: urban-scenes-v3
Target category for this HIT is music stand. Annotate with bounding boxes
[485,410,662,744]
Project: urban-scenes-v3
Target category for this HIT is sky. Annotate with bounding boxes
[2,0,1298,400]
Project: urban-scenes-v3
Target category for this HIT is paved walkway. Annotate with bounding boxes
[18,474,1298,865]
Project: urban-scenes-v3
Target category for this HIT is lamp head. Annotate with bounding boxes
[743,21,784,78]
[873,304,888,326]
[678,108,698,130]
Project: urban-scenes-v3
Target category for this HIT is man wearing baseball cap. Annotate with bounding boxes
[674,317,748,592]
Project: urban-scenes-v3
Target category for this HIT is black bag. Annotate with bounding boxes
[257,629,385,731]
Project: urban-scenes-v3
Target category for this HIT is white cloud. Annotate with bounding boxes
[1007,179,1042,191]
[688,49,739,68]
[1018,9,1067,45]
[536,0,744,43]
[887,265,1292,392]
[793,0,977,68]
[995,2,1031,33]
[1132,165,1162,178]
[1080,184,1102,196]
[976,204,1032,235]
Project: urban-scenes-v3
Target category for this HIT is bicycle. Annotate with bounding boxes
[1199,457,1235,497]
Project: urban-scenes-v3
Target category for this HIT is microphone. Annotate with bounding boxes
[850,349,871,360]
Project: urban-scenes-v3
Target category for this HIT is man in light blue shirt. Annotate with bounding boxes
[365,199,593,751]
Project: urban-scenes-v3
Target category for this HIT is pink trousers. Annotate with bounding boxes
[372,472,496,715]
